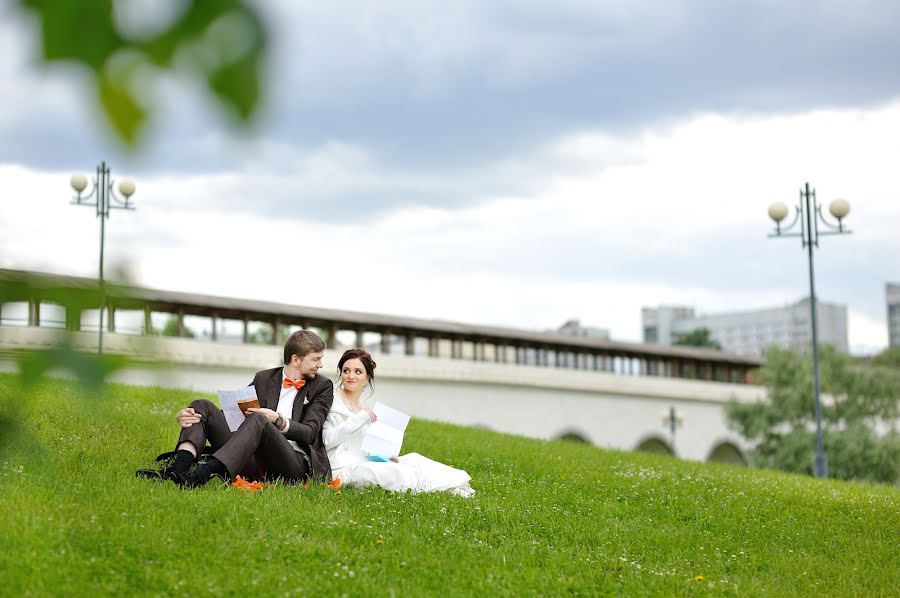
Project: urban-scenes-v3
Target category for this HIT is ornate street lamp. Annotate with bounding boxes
[767,182,851,478]
[660,405,684,453]
[70,161,136,354]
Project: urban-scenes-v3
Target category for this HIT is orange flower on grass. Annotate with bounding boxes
[231,475,264,492]
[325,478,342,490]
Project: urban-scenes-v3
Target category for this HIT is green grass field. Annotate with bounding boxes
[1,373,897,596]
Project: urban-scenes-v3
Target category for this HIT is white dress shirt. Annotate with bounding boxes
[278,368,307,453]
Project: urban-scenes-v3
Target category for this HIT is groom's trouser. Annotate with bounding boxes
[176,398,309,481]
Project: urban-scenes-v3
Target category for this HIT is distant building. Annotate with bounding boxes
[641,306,696,345]
[642,298,849,355]
[888,283,900,347]
[557,319,610,339]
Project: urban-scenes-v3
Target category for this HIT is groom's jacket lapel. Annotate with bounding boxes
[262,367,281,410]
[292,377,312,420]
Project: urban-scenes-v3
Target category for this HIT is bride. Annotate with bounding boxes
[322,348,474,497]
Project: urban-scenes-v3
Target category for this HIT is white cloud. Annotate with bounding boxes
[849,309,889,355]
[2,89,899,355]
[6,0,900,366]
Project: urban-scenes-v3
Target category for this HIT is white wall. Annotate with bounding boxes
[0,326,765,462]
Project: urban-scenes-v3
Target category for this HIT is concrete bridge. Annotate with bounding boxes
[0,268,762,384]
[0,325,764,464]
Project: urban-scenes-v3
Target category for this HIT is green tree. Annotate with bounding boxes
[872,346,900,368]
[726,345,900,484]
[673,327,722,350]
[160,317,195,339]
[247,323,274,344]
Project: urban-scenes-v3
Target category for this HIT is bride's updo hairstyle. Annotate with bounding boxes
[337,347,377,394]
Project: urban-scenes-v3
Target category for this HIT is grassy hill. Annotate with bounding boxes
[0,373,897,596]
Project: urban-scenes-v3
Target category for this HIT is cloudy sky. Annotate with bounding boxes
[1,0,899,354]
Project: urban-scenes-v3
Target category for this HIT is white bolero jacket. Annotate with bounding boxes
[322,390,375,470]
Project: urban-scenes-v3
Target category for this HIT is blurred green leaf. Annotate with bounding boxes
[2,270,142,391]
[18,0,267,145]
[15,350,55,387]
[210,51,260,120]
[98,69,146,145]
[16,344,129,393]
[22,0,123,69]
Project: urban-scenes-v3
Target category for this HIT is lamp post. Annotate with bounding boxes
[70,161,136,354]
[660,405,684,454]
[767,182,851,479]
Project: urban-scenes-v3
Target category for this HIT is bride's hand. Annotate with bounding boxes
[389,456,399,463]
[365,409,377,422]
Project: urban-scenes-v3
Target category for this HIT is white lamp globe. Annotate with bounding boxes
[118,179,136,198]
[829,198,850,220]
[70,174,88,193]
[768,201,789,223]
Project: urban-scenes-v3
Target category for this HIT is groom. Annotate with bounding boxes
[162,329,333,488]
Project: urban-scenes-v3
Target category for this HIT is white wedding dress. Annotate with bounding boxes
[322,392,474,497]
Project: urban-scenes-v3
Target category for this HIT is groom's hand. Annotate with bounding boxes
[176,407,201,429]
[246,407,279,423]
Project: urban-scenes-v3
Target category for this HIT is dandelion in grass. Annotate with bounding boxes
[694,575,704,582]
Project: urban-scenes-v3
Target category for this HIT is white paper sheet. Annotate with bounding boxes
[360,402,410,458]
[217,385,258,432]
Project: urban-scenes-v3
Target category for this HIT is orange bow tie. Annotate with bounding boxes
[283,378,306,390]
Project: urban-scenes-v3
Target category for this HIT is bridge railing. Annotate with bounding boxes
[0,268,763,384]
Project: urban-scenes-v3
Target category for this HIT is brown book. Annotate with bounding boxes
[237,397,260,415]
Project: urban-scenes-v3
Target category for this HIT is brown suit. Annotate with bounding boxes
[251,366,333,479]
[177,367,334,482]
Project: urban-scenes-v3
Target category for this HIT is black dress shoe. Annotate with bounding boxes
[138,461,189,481]
[176,462,219,488]
[136,468,164,480]
[132,461,187,482]
[167,468,190,486]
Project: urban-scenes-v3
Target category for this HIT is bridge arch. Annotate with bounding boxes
[554,429,592,445]
[634,435,674,456]
[470,423,495,432]
[706,441,748,466]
